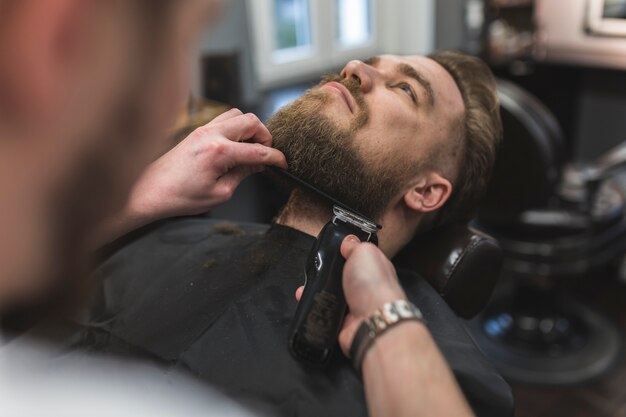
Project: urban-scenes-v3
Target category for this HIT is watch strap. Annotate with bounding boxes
[349,299,424,374]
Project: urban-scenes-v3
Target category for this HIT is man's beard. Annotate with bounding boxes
[267,74,408,221]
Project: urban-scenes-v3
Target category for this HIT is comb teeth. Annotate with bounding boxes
[270,167,382,229]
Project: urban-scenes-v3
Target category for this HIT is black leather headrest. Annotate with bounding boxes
[393,223,503,319]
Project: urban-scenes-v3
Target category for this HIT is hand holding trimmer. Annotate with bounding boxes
[288,206,380,366]
[270,167,382,366]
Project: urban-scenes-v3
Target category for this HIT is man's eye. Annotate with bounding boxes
[397,83,416,103]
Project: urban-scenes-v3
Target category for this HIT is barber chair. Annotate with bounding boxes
[466,79,624,385]
[394,223,503,319]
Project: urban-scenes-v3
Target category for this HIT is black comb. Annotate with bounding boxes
[270,167,382,230]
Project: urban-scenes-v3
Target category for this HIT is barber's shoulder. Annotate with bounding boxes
[96,216,268,288]
[154,216,267,244]
[103,216,268,254]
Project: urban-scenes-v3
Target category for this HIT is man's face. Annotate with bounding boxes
[269,54,465,220]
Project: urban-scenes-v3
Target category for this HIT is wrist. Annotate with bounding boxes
[360,322,442,417]
[349,300,424,373]
[126,178,166,224]
[362,320,429,373]
[88,192,155,250]
[352,288,408,323]
[124,191,152,224]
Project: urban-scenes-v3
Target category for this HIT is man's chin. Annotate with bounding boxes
[316,111,352,133]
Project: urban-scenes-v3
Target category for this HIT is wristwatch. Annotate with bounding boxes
[349,299,425,374]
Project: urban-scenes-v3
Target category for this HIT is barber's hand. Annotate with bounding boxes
[295,236,407,356]
[129,109,287,221]
[337,237,408,356]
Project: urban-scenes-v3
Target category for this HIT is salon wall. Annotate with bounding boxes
[434,0,467,50]
[199,0,259,106]
[433,0,626,163]
[573,69,626,162]
[379,0,435,55]
[533,0,626,161]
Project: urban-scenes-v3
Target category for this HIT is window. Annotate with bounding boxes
[336,0,373,49]
[273,0,312,62]
[587,0,626,37]
[248,0,382,87]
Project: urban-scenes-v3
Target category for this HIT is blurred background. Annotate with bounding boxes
[177,2,626,416]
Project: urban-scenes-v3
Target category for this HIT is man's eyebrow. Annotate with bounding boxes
[397,63,435,107]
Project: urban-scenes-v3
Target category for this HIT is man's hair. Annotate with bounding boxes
[428,50,502,226]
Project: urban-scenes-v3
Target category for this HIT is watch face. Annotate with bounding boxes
[372,314,388,332]
[382,303,400,322]
[350,301,424,373]
[396,300,416,319]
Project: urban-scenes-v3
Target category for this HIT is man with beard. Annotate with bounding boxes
[83,51,513,417]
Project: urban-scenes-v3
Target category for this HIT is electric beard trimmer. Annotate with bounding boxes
[270,167,382,367]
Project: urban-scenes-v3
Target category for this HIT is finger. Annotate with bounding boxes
[217,164,263,193]
[214,144,287,195]
[295,286,304,302]
[208,108,244,125]
[215,113,273,146]
[228,142,287,169]
[338,315,360,356]
[340,235,361,259]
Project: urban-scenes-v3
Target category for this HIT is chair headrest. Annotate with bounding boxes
[481,79,565,215]
[393,223,503,319]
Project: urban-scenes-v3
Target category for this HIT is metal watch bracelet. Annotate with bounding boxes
[349,299,425,374]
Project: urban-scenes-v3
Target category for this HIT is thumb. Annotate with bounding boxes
[295,286,304,302]
[340,235,361,259]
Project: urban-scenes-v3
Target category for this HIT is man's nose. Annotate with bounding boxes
[341,60,374,93]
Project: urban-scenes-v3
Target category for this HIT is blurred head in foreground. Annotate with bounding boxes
[0,0,221,308]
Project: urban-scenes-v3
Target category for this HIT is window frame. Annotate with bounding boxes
[247,0,384,89]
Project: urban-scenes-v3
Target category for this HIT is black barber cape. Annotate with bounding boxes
[83,216,513,417]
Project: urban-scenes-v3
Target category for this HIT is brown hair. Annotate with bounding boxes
[428,50,502,225]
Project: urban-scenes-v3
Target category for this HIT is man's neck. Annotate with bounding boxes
[275,190,331,238]
[275,191,418,258]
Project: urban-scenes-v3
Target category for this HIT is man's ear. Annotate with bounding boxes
[403,172,452,214]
